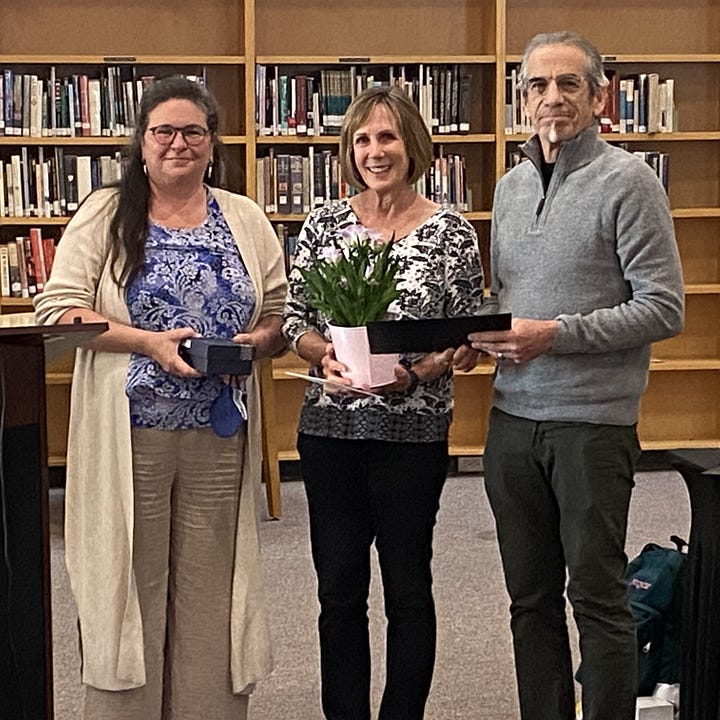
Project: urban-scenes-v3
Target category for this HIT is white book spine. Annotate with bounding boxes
[11,154,23,217]
[76,155,93,204]
[88,79,102,136]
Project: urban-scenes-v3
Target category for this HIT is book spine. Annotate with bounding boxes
[275,153,290,214]
[11,154,23,217]
[637,73,648,133]
[0,245,10,297]
[0,161,5,217]
[42,238,56,280]
[290,154,304,214]
[7,241,22,297]
[15,236,30,297]
[29,227,47,292]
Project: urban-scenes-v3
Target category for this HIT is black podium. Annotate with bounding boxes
[0,314,106,720]
[667,449,720,720]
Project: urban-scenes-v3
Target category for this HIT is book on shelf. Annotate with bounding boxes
[10,154,23,216]
[12,73,22,137]
[29,227,47,293]
[29,75,43,137]
[275,153,291,214]
[15,236,33,297]
[312,150,326,208]
[458,73,471,134]
[631,149,670,192]
[301,155,311,213]
[449,65,459,134]
[637,73,648,133]
[290,155,304,215]
[647,73,661,134]
[21,147,34,216]
[0,245,9,297]
[295,74,308,136]
[662,78,675,132]
[76,155,93,205]
[274,223,299,277]
[0,70,5,135]
[6,241,22,297]
[42,237,56,280]
[279,74,289,135]
[88,78,102,136]
[2,70,12,135]
[255,158,264,210]
[64,154,79,213]
[72,75,83,136]
[0,161,5,216]
[78,74,91,136]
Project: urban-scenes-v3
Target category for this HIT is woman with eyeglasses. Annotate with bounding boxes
[34,76,286,719]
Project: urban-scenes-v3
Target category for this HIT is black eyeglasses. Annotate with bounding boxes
[148,124,210,146]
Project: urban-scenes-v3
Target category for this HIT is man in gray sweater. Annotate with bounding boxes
[469,32,684,720]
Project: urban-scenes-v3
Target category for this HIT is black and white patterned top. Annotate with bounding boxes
[282,200,485,443]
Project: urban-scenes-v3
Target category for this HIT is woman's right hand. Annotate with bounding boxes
[146,327,202,377]
[320,342,354,390]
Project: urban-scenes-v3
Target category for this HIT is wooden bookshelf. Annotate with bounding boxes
[2,0,719,517]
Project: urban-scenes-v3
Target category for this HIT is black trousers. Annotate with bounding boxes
[483,409,639,720]
[297,433,448,720]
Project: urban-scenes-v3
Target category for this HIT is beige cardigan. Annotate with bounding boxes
[34,187,287,692]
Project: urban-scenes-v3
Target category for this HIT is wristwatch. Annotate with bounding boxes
[406,368,420,394]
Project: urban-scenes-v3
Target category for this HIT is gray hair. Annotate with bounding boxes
[517,31,609,97]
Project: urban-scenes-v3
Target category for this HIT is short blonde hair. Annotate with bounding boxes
[339,85,433,193]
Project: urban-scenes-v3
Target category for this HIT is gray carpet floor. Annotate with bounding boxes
[50,468,691,719]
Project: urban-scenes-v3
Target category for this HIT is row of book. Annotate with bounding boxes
[504,66,677,135]
[631,150,670,192]
[274,223,299,277]
[256,146,472,216]
[0,229,56,298]
[601,71,676,134]
[255,148,348,214]
[1,67,203,138]
[255,64,472,138]
[1,148,123,218]
[506,145,669,193]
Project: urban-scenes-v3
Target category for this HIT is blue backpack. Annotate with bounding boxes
[625,535,688,695]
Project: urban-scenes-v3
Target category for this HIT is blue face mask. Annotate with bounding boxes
[209,384,247,437]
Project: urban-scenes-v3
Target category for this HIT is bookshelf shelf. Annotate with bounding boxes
[255,55,497,65]
[256,136,341,145]
[0,55,246,65]
[0,137,131,147]
[0,297,33,309]
[0,217,69,226]
[684,284,720,295]
[2,0,717,515]
[672,208,720,218]
[650,359,720,371]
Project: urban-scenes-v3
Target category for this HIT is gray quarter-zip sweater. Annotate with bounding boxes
[488,126,684,426]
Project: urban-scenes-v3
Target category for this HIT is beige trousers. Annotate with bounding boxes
[84,427,249,720]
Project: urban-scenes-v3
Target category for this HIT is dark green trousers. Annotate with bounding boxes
[483,408,640,720]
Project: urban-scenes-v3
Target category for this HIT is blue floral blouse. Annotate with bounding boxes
[126,193,256,430]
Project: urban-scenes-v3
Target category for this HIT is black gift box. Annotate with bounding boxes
[179,338,255,375]
[366,313,512,353]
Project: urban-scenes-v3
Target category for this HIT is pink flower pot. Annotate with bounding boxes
[328,324,399,390]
